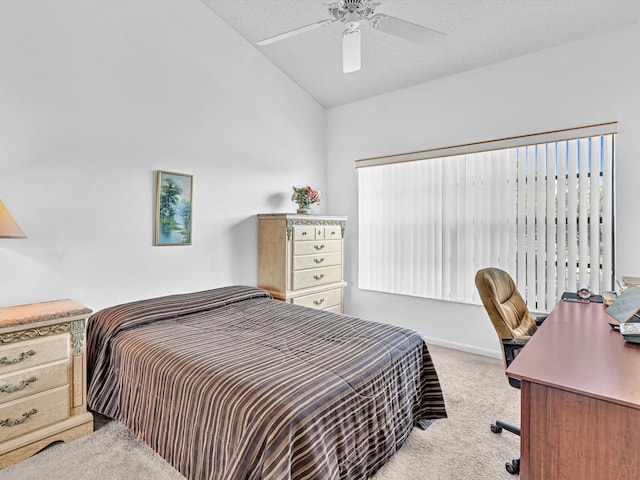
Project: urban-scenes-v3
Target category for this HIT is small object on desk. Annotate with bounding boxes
[561,291,604,303]
[563,297,590,304]
[619,276,640,294]
[619,322,640,344]
[603,291,617,306]
[621,275,640,286]
[578,288,591,299]
[605,285,640,323]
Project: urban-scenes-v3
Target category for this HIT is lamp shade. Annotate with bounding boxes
[0,200,27,238]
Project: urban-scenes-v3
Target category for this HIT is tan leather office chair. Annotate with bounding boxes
[475,267,544,475]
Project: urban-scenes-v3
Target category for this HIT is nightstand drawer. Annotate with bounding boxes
[0,335,69,374]
[293,239,341,256]
[0,360,68,404]
[292,289,342,310]
[0,385,69,442]
[292,265,342,290]
[292,252,341,271]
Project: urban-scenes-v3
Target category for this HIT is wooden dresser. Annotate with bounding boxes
[0,300,93,468]
[258,214,347,313]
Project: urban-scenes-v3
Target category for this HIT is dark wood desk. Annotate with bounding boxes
[506,300,640,479]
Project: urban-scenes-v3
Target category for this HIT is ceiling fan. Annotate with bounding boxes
[257,0,446,74]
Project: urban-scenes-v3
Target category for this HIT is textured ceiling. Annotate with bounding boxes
[200,0,640,108]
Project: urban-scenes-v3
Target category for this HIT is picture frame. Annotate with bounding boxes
[155,170,193,246]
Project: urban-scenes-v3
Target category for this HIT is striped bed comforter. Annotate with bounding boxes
[87,286,446,480]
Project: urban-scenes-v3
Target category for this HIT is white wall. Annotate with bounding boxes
[326,23,640,357]
[0,0,326,310]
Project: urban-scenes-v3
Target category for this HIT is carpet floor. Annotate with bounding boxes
[0,344,521,479]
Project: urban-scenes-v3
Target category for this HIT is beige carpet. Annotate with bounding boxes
[0,345,520,479]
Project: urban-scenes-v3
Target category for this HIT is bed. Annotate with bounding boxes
[86,285,446,480]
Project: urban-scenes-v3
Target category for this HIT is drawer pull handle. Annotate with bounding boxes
[0,350,36,366]
[313,274,325,280]
[314,244,325,250]
[301,231,307,236]
[1,409,38,427]
[314,258,325,264]
[313,298,325,305]
[0,377,37,394]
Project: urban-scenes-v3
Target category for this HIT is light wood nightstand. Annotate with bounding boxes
[0,299,94,468]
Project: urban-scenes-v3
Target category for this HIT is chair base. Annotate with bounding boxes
[491,420,521,475]
[491,419,520,436]
[506,457,520,475]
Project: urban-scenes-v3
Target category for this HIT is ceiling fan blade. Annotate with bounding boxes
[257,18,338,46]
[342,28,361,73]
[371,14,446,44]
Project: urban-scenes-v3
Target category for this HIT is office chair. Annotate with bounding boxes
[475,267,545,475]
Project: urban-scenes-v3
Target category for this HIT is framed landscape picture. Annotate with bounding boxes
[155,170,193,246]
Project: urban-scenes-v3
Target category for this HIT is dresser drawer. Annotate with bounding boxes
[324,225,341,239]
[292,265,342,290]
[0,334,69,375]
[292,289,342,310]
[292,252,341,271]
[0,360,68,404]
[293,239,341,256]
[293,226,316,241]
[0,385,69,442]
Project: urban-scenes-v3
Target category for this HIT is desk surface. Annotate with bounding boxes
[506,299,640,410]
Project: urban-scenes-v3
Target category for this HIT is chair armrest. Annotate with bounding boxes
[535,315,547,326]
[501,338,528,368]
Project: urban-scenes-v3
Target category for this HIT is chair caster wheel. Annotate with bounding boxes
[506,458,520,475]
[490,423,502,433]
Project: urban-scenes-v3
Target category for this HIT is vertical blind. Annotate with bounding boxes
[357,126,615,311]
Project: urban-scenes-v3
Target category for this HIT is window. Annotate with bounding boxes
[356,124,616,311]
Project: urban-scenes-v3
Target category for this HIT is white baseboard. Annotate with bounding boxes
[423,336,502,359]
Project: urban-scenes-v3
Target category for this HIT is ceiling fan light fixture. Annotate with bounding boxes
[342,28,361,73]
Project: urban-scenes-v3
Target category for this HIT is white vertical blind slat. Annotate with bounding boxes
[427,160,436,298]
[546,143,557,311]
[526,145,537,306]
[416,162,426,297]
[536,144,547,310]
[516,147,527,291]
[578,138,590,289]
[557,142,568,294]
[590,137,601,293]
[467,156,478,301]
[602,135,614,291]
[456,156,466,299]
[567,140,578,291]
[507,148,518,277]
[434,160,444,299]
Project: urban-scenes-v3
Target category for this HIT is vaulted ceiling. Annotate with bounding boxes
[201,1,640,108]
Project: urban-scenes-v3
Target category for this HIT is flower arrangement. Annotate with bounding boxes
[292,186,321,211]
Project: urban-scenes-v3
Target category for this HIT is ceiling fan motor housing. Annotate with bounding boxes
[330,0,379,23]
